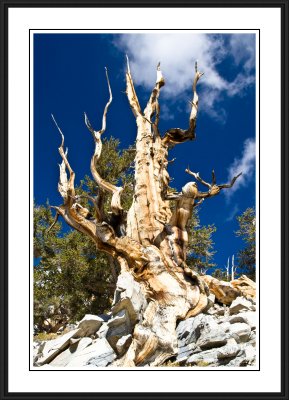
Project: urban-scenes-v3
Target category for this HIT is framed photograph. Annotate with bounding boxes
[1,0,288,399]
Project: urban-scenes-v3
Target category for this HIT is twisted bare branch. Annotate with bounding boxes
[71,194,101,221]
[186,168,211,188]
[100,67,113,134]
[185,168,242,199]
[46,211,60,234]
[51,114,75,205]
[84,69,124,216]
[143,62,165,129]
[162,61,203,146]
[126,55,142,118]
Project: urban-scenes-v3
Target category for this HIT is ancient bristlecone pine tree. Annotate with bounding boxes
[50,59,241,366]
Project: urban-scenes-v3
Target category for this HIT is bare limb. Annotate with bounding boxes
[143,62,165,128]
[162,61,203,146]
[190,61,204,132]
[84,112,95,136]
[100,67,113,134]
[186,168,242,196]
[168,158,176,164]
[126,55,142,117]
[71,194,102,221]
[170,167,241,233]
[84,66,112,137]
[190,170,242,199]
[186,168,211,188]
[212,169,217,185]
[193,198,205,208]
[84,69,124,216]
[218,173,242,189]
[51,114,75,204]
[46,211,60,234]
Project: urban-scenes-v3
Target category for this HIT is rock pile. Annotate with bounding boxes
[176,296,256,367]
[33,274,256,368]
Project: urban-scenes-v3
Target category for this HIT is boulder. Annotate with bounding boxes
[218,321,231,333]
[177,314,228,359]
[176,306,256,367]
[205,303,226,316]
[96,322,109,339]
[229,297,254,315]
[177,314,219,348]
[242,343,256,363]
[76,314,103,337]
[65,338,116,367]
[216,338,240,360]
[106,309,132,350]
[197,328,227,350]
[50,337,93,367]
[227,311,256,329]
[35,328,81,366]
[116,334,132,356]
[176,343,197,363]
[187,348,219,366]
[228,322,251,343]
[225,343,256,367]
[177,317,198,348]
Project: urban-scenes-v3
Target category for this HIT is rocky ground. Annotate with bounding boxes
[33,275,256,368]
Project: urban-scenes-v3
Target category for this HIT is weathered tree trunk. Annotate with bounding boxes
[50,60,241,366]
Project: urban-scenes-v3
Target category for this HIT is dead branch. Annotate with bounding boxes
[186,168,211,188]
[46,211,60,234]
[51,114,75,205]
[185,168,242,199]
[84,68,124,216]
[70,194,101,221]
[162,61,203,146]
[143,62,165,129]
[125,55,142,118]
[218,173,242,189]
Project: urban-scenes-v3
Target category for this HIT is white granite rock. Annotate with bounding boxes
[36,329,80,366]
[216,338,240,359]
[116,334,132,355]
[228,322,251,343]
[76,314,103,337]
[229,297,254,315]
[50,337,93,367]
[227,311,256,329]
[63,338,116,367]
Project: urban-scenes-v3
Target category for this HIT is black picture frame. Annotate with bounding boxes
[0,0,288,399]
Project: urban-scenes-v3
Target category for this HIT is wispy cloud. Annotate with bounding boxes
[229,34,256,73]
[114,33,255,121]
[225,138,256,198]
[225,204,240,222]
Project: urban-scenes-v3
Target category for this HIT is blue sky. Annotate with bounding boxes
[33,32,256,271]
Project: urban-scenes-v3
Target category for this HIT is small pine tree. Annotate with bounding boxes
[186,209,216,275]
[235,207,256,280]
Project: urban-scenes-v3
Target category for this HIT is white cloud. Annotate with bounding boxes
[225,204,240,222]
[229,34,255,73]
[225,138,256,198]
[114,33,255,120]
